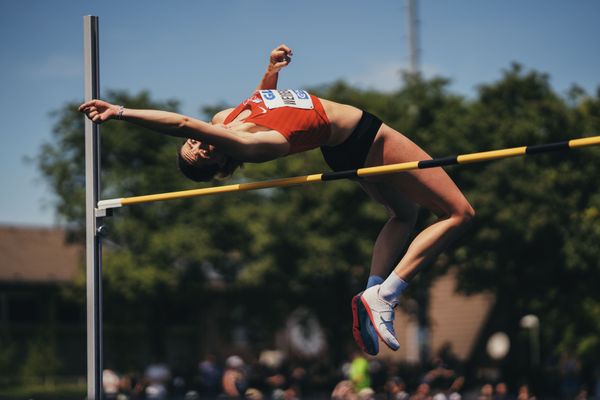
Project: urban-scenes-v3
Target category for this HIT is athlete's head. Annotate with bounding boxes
[177,108,240,182]
[177,139,240,182]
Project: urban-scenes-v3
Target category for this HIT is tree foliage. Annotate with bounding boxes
[38,66,600,366]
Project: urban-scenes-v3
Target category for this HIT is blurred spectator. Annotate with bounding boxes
[478,384,493,400]
[124,371,145,400]
[432,390,447,400]
[173,375,186,397]
[494,382,513,400]
[222,355,248,398]
[267,375,286,392]
[259,350,285,370]
[198,354,221,397]
[103,369,120,400]
[288,366,308,398]
[358,387,376,400]
[245,387,265,400]
[332,380,358,400]
[517,384,535,400]
[272,388,286,399]
[448,376,465,400]
[259,349,288,396]
[385,376,409,400]
[349,351,371,391]
[410,383,431,400]
[575,386,589,400]
[145,360,171,400]
[271,386,301,400]
[92,348,600,399]
[284,386,301,400]
[145,361,171,384]
[368,358,387,393]
[184,390,200,400]
[594,367,600,400]
[307,357,335,390]
[146,382,168,400]
[423,358,455,390]
[560,351,581,400]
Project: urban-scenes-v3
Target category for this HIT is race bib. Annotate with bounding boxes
[258,89,314,110]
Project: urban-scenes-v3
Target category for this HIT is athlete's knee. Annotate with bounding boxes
[452,202,475,225]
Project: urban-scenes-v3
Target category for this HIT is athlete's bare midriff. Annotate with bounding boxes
[219,97,365,148]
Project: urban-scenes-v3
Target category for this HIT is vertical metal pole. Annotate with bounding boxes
[84,15,102,400]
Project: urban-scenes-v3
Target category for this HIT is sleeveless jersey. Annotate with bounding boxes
[223,89,332,154]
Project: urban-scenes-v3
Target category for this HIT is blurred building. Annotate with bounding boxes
[0,225,81,283]
[0,225,85,377]
[0,224,497,377]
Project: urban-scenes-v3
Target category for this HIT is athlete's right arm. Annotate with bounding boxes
[256,44,293,90]
[78,99,289,161]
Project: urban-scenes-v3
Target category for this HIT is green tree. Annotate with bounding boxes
[37,68,600,375]
[455,65,600,368]
[21,334,62,384]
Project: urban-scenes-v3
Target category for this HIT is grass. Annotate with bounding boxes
[0,381,86,400]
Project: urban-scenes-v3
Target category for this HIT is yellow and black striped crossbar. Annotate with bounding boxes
[97,135,600,210]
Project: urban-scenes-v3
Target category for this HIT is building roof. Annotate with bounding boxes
[0,225,82,283]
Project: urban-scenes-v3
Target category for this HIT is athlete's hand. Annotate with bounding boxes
[78,99,119,123]
[268,44,293,74]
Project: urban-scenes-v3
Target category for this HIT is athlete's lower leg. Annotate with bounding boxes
[367,215,415,288]
[360,182,418,289]
[393,205,474,282]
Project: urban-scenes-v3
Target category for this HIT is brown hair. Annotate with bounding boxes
[176,143,242,182]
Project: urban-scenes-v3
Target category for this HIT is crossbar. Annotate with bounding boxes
[97,136,600,211]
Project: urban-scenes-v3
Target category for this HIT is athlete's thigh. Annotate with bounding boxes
[359,179,419,221]
[364,125,469,217]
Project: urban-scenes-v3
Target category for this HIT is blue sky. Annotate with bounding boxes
[0,1,598,226]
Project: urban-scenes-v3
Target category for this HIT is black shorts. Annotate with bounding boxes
[320,111,383,172]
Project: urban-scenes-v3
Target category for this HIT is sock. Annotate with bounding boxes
[366,275,384,289]
[379,273,408,304]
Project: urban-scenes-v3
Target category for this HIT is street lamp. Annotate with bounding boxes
[520,314,540,367]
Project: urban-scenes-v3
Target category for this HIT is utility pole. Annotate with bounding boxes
[406,0,420,75]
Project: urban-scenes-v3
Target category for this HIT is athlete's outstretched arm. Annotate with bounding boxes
[78,99,289,161]
[256,44,293,91]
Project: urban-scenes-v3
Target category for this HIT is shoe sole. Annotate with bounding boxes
[359,295,390,345]
[354,293,400,353]
[351,293,379,355]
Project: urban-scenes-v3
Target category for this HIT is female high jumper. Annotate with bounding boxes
[79,45,475,356]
